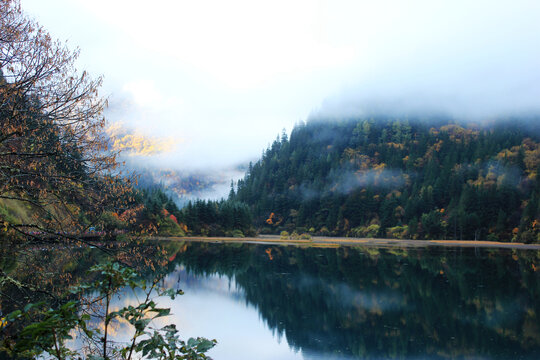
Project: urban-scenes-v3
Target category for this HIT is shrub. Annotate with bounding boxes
[486,233,499,242]
[158,216,186,236]
[520,230,535,244]
[365,224,380,238]
[349,226,366,238]
[317,227,330,236]
[2,262,216,359]
[386,225,409,239]
[351,224,381,238]
[231,229,244,238]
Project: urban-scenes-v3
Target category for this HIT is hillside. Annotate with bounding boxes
[232,117,540,242]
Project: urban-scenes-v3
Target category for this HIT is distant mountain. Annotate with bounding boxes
[132,165,246,206]
[232,117,540,242]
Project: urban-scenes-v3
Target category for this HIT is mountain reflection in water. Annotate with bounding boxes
[112,242,539,359]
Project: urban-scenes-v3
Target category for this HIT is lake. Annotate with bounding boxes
[109,241,539,359]
[2,240,539,359]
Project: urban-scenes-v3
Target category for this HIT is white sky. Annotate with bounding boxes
[20,0,540,171]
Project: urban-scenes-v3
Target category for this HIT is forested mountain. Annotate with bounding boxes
[232,117,540,242]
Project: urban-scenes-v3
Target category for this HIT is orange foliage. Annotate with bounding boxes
[119,204,144,224]
[439,124,479,143]
[265,248,273,261]
[386,142,404,150]
[266,212,275,224]
[343,148,372,169]
[424,140,444,160]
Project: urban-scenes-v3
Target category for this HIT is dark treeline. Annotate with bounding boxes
[125,186,254,237]
[179,199,255,237]
[232,117,540,242]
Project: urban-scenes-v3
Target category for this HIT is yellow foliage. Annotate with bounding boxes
[107,123,179,156]
[439,124,479,142]
[373,163,386,171]
[386,142,404,150]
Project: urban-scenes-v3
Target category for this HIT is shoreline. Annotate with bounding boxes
[151,235,540,250]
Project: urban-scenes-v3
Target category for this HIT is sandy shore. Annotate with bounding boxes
[152,235,540,250]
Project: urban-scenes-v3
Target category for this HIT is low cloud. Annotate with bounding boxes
[298,167,408,200]
[331,168,407,194]
[128,161,246,204]
[24,0,540,177]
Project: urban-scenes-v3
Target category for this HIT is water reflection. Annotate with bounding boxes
[159,270,303,360]
[112,243,539,359]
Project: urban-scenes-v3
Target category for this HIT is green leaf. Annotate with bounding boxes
[134,318,151,332]
[153,308,171,318]
[161,288,184,299]
[197,338,217,352]
[7,310,22,321]
[187,337,197,348]
[6,261,216,359]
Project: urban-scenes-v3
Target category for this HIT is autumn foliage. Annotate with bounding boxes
[0,0,134,239]
[233,119,540,243]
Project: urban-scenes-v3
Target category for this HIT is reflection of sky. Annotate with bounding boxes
[88,262,530,360]
[155,269,412,360]
[53,245,540,359]
[110,269,306,360]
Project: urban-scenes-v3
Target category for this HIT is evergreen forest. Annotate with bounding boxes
[232,117,540,243]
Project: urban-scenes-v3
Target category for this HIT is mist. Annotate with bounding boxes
[21,0,540,199]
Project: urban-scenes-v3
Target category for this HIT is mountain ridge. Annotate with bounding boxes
[231,117,540,242]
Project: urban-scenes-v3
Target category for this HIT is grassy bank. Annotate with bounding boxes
[152,235,540,250]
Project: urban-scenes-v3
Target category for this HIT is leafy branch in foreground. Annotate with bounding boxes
[0,0,139,242]
[1,262,216,359]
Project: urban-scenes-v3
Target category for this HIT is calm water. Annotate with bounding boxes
[112,242,539,359]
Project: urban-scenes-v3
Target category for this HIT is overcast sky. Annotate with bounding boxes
[21,0,540,171]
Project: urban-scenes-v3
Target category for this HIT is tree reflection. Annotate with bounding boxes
[173,243,540,359]
[2,241,538,359]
